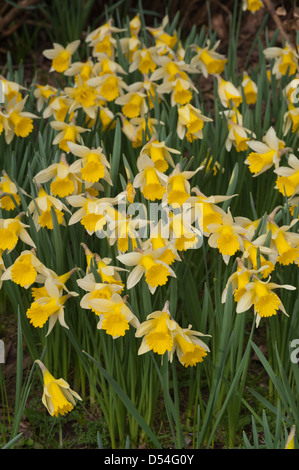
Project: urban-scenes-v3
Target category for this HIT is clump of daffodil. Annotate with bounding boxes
[0,171,22,211]
[117,244,176,294]
[246,126,291,176]
[1,249,51,288]
[264,43,298,79]
[236,274,295,327]
[35,360,82,417]
[42,40,80,73]
[136,301,210,366]
[88,292,140,338]
[177,103,213,142]
[190,39,227,77]
[0,213,36,252]
[28,186,71,231]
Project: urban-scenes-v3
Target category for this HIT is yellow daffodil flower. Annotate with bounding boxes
[117,245,176,293]
[28,187,71,231]
[190,40,227,77]
[0,214,36,252]
[177,103,213,141]
[246,126,290,176]
[43,40,80,73]
[1,249,51,288]
[35,360,82,417]
[236,275,295,327]
[88,292,139,338]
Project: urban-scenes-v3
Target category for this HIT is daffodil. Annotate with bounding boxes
[43,40,80,73]
[135,303,178,355]
[117,245,176,293]
[241,72,258,105]
[28,187,70,231]
[88,73,128,102]
[190,40,227,77]
[157,76,197,107]
[246,126,290,176]
[236,275,296,327]
[115,90,148,118]
[207,209,246,263]
[223,109,253,152]
[34,154,78,198]
[188,187,231,235]
[166,165,201,207]
[139,138,179,173]
[216,75,243,108]
[129,46,159,75]
[243,0,264,12]
[88,292,140,338]
[147,15,178,51]
[42,94,75,122]
[267,218,299,266]
[1,249,51,288]
[105,207,147,253]
[171,325,210,367]
[264,44,298,79]
[0,214,36,252]
[26,275,75,335]
[5,96,38,143]
[81,244,125,287]
[67,141,111,185]
[77,273,123,317]
[0,172,21,211]
[67,193,117,235]
[34,84,57,112]
[121,115,160,148]
[133,154,167,201]
[64,58,95,83]
[275,154,299,197]
[283,104,299,134]
[168,207,203,251]
[177,103,212,141]
[35,360,82,417]
[50,119,89,153]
